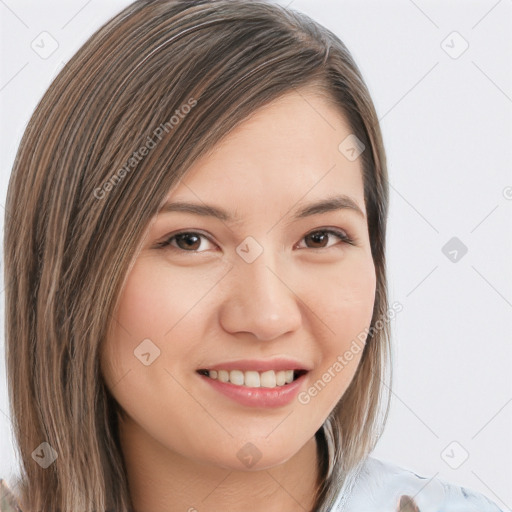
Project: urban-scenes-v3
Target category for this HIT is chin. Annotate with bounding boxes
[214,453,297,472]
[215,438,306,472]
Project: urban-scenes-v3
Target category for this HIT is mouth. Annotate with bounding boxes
[196,368,308,388]
[196,358,311,408]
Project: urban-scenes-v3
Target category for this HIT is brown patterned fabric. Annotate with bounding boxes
[0,479,22,512]
[398,494,421,512]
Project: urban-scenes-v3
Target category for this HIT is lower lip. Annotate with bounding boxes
[199,373,307,408]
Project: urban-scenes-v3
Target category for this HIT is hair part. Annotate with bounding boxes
[4,1,391,510]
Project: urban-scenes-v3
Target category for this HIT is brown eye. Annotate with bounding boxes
[305,231,330,249]
[174,233,202,250]
[299,229,353,250]
[157,231,215,253]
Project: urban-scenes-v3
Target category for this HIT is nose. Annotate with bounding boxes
[218,251,302,342]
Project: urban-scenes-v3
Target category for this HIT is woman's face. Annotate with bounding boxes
[100,88,376,471]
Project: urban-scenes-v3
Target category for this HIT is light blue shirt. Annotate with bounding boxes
[330,456,505,511]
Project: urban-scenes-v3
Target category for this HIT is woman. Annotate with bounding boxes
[1,1,504,511]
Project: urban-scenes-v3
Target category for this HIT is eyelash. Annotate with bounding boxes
[156,228,356,254]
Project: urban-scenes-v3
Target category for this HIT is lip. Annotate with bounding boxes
[198,371,308,408]
[201,358,312,372]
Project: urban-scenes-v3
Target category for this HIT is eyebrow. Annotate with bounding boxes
[158,194,365,223]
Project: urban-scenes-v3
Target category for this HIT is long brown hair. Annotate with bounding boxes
[4,1,391,510]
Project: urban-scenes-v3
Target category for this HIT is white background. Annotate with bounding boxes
[1,0,511,508]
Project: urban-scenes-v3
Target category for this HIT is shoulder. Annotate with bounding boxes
[0,479,22,512]
[335,456,505,512]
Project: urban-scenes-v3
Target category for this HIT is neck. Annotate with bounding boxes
[119,416,321,512]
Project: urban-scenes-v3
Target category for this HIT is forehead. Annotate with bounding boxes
[163,89,365,216]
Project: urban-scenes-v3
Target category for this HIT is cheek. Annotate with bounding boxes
[111,257,228,342]
[309,252,376,344]
[336,257,376,334]
[101,256,230,390]
[308,253,376,389]
[294,254,376,421]
[100,259,185,386]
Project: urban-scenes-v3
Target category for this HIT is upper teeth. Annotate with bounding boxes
[207,369,295,388]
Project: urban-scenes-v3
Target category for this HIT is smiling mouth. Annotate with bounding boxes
[197,369,308,388]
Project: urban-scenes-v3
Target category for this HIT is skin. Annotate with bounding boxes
[100,87,376,512]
